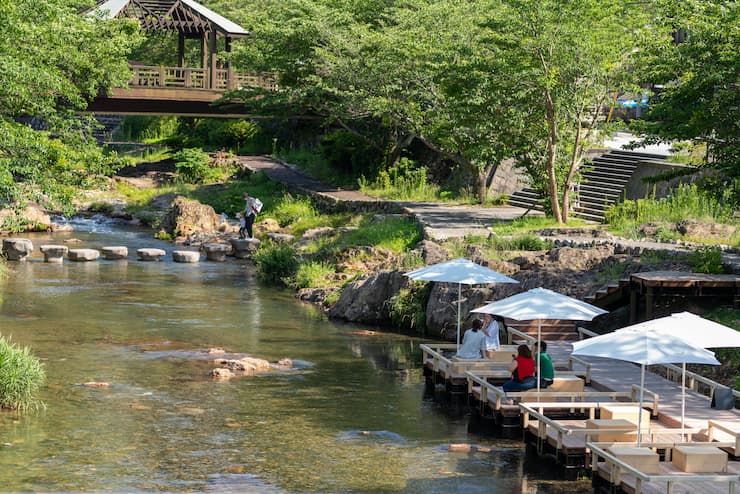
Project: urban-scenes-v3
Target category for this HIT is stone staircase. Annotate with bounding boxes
[507,150,669,222]
[91,114,124,143]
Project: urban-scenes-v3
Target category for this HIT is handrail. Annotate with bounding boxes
[660,362,740,401]
[630,385,660,417]
[588,441,739,494]
[507,327,535,345]
[127,64,277,91]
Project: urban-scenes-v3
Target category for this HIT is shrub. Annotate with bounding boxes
[688,246,725,274]
[388,283,432,334]
[173,148,219,184]
[272,194,317,226]
[0,335,45,411]
[289,260,336,289]
[252,241,299,285]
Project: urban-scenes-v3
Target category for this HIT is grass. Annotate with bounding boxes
[489,216,589,236]
[289,260,336,289]
[336,216,422,253]
[0,335,45,411]
[605,183,739,246]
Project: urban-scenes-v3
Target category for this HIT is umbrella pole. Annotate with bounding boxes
[457,283,462,351]
[536,320,541,395]
[638,364,645,447]
[681,362,686,442]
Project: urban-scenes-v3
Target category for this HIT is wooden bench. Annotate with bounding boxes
[586,419,637,442]
[600,405,650,428]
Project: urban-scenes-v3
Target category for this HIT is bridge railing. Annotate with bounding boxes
[129,64,277,91]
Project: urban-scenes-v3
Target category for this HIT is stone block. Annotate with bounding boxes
[40,245,68,263]
[2,238,34,261]
[102,246,128,260]
[172,250,200,263]
[228,238,259,259]
[137,248,166,261]
[204,243,230,261]
[68,249,100,262]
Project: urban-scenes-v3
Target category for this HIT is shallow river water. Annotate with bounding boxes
[0,219,581,493]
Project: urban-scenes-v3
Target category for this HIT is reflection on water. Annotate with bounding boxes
[0,222,576,492]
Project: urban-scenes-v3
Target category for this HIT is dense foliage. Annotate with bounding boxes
[0,335,45,411]
[0,0,141,214]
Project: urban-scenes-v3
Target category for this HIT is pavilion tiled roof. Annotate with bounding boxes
[91,0,249,37]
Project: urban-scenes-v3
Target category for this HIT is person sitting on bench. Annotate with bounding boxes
[503,344,536,392]
[534,340,554,388]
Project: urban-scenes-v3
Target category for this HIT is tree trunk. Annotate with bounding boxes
[544,89,563,223]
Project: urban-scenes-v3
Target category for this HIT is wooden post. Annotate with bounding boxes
[178,33,185,67]
[630,289,638,323]
[645,286,654,320]
[209,29,217,90]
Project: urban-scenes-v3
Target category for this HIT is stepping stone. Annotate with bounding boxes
[137,248,166,261]
[172,250,200,263]
[2,238,34,261]
[229,238,260,259]
[40,245,68,263]
[102,246,128,260]
[266,233,295,243]
[68,249,100,262]
[203,243,230,261]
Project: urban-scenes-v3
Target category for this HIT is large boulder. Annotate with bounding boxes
[159,196,220,239]
[328,270,409,325]
[425,284,512,340]
[2,238,34,261]
[0,205,51,232]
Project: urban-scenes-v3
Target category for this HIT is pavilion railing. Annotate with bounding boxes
[129,64,277,91]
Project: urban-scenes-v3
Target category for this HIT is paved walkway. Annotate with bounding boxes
[239,155,543,240]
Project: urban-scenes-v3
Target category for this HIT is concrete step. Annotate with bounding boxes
[608,149,667,160]
[582,170,631,182]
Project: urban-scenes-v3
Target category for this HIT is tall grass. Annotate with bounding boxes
[289,260,336,289]
[0,335,45,411]
[359,160,442,201]
[489,216,588,236]
[606,184,736,233]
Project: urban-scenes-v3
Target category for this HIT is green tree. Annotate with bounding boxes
[632,0,739,190]
[488,0,649,222]
[0,0,141,214]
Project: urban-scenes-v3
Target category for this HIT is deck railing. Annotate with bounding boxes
[129,64,277,91]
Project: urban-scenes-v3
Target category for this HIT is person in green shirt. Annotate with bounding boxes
[534,340,554,388]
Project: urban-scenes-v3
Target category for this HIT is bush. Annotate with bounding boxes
[272,194,317,226]
[688,246,725,274]
[252,241,299,285]
[173,148,219,184]
[0,335,45,411]
[389,283,432,334]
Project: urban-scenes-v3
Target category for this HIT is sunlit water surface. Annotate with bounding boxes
[0,218,579,492]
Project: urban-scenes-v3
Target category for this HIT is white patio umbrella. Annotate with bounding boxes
[616,312,740,440]
[472,287,608,392]
[572,326,720,445]
[404,258,519,350]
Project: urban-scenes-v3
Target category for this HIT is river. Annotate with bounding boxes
[0,218,583,493]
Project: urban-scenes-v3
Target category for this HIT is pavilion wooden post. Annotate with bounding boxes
[209,29,218,89]
[178,33,185,67]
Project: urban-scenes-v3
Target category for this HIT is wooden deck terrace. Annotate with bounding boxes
[589,441,740,494]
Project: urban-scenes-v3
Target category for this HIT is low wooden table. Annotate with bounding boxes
[586,419,637,442]
[550,375,584,392]
[600,405,650,427]
[607,446,660,474]
[672,445,728,473]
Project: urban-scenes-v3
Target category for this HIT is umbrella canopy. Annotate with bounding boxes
[405,258,519,350]
[614,312,740,440]
[471,287,608,321]
[572,326,720,445]
[472,288,608,391]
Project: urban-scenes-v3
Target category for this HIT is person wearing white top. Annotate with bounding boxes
[482,313,500,358]
[454,319,486,359]
[242,192,259,238]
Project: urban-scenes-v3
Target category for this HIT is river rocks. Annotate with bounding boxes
[204,243,230,261]
[158,196,221,239]
[172,250,200,263]
[413,240,450,265]
[68,249,100,261]
[328,270,409,325]
[102,246,128,260]
[229,238,260,259]
[40,245,68,263]
[295,227,335,250]
[211,356,272,378]
[676,220,736,240]
[137,248,166,261]
[2,238,34,261]
[50,223,74,233]
[426,284,500,339]
[255,218,281,236]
